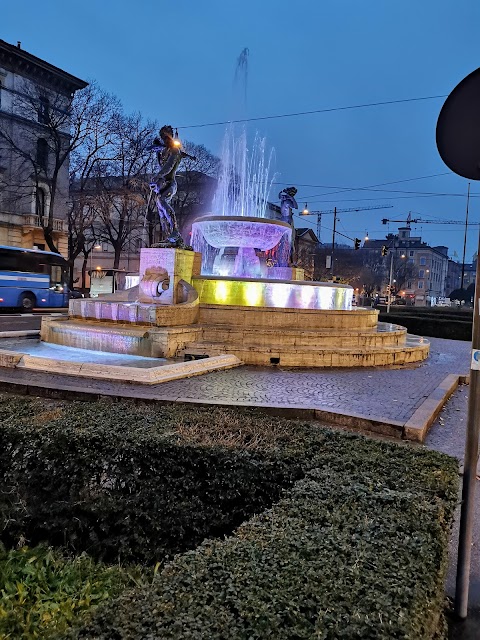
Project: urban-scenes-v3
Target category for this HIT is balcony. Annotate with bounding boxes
[23,215,65,233]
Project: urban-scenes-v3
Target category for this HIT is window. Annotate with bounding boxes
[36,187,46,218]
[407,281,412,288]
[36,138,48,172]
[409,251,414,257]
[38,95,49,124]
[50,265,62,286]
[420,257,426,266]
[418,281,424,289]
[418,269,424,278]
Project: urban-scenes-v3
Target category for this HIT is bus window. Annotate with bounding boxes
[50,265,63,288]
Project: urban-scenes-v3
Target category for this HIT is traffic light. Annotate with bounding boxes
[354,238,361,250]
[381,245,388,256]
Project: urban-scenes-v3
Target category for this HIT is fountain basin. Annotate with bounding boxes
[191,215,291,249]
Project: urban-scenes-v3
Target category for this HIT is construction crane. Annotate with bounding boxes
[298,203,393,244]
[382,213,479,226]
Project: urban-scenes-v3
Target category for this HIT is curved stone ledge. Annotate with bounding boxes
[198,304,379,330]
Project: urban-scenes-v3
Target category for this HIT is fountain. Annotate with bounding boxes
[33,51,429,370]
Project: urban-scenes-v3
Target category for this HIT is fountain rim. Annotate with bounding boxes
[191,215,292,229]
[192,274,354,290]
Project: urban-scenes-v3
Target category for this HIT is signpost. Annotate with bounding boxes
[436,67,480,619]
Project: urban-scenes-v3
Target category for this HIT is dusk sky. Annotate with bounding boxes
[3,0,480,258]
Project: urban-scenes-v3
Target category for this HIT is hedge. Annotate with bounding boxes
[0,543,140,639]
[0,394,459,638]
[0,395,327,564]
[378,312,472,340]
[66,441,458,640]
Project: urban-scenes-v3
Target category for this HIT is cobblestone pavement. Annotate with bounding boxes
[0,338,470,426]
[426,387,480,638]
[143,337,471,421]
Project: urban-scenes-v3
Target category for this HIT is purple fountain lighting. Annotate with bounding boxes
[191,124,288,277]
[191,216,291,278]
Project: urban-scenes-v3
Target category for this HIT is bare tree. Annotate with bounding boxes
[173,141,219,239]
[313,245,365,284]
[392,255,417,294]
[86,113,158,268]
[67,86,121,286]
[0,81,118,253]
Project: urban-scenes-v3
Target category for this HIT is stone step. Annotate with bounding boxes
[195,321,407,349]
[180,335,429,367]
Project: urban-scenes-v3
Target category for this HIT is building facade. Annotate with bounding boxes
[0,40,87,255]
[363,225,450,305]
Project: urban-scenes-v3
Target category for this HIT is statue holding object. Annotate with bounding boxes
[149,125,196,248]
[278,186,298,225]
[278,186,298,264]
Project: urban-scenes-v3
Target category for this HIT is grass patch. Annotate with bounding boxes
[0,544,142,639]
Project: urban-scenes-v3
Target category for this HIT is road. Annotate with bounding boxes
[0,309,67,332]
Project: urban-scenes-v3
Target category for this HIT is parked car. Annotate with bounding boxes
[392,299,406,305]
[68,289,84,299]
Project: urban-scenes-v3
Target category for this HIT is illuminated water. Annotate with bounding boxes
[212,128,275,219]
[0,338,174,368]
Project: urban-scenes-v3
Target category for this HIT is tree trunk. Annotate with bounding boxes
[81,256,88,290]
[113,246,121,270]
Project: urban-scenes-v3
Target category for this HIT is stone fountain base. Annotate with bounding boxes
[38,247,429,368]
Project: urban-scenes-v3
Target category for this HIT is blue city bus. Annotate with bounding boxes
[0,245,69,310]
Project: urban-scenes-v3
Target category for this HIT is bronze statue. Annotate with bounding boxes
[150,125,196,248]
[278,186,298,264]
[278,187,298,225]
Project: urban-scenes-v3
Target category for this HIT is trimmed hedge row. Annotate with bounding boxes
[0,395,328,564]
[66,441,458,639]
[378,312,472,340]
[0,394,459,638]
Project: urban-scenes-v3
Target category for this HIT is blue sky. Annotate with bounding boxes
[3,0,480,258]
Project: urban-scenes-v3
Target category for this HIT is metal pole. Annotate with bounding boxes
[455,225,480,618]
[461,183,471,292]
[330,207,337,279]
[386,247,394,314]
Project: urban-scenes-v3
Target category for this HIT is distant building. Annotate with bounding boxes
[461,258,477,290]
[446,259,462,296]
[0,40,87,254]
[295,227,318,280]
[363,225,449,304]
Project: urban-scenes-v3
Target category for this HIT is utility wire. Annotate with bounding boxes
[178,95,447,129]
[275,172,451,191]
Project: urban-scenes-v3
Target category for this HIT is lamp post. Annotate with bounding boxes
[386,245,406,313]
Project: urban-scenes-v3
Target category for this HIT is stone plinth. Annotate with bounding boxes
[138,248,198,305]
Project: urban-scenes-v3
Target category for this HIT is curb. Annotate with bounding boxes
[403,373,463,442]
